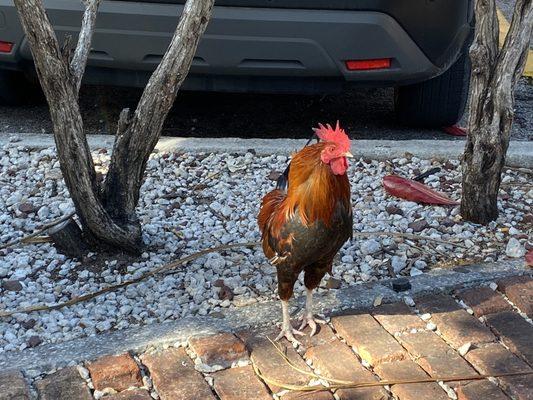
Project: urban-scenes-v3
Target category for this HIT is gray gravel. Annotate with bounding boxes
[1,143,531,355]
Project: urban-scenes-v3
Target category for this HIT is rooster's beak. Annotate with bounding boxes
[345,152,354,158]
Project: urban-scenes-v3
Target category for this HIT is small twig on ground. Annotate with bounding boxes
[501,183,533,189]
[191,171,221,191]
[404,241,427,257]
[505,166,533,175]
[427,242,449,258]
[352,231,467,249]
[0,227,468,316]
[0,212,75,251]
[23,236,52,244]
[506,204,532,214]
[0,241,259,318]
[253,360,533,393]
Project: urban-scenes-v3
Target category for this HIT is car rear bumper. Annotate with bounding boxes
[0,0,472,93]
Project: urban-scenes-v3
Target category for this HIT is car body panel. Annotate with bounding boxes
[0,0,473,94]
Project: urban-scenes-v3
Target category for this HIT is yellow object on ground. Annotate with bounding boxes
[497,9,533,77]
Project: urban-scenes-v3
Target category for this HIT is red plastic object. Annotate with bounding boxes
[345,58,391,71]
[0,41,14,53]
[382,175,459,205]
[526,249,533,267]
[442,125,467,137]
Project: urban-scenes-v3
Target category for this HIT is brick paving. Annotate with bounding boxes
[34,367,93,400]
[189,333,248,369]
[397,330,476,381]
[416,294,495,348]
[86,353,143,392]
[456,287,512,317]
[374,360,449,400]
[0,371,31,400]
[141,347,216,400]
[332,314,406,366]
[1,275,532,400]
[106,389,152,400]
[455,380,509,400]
[497,276,533,317]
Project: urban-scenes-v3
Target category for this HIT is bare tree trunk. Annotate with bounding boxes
[14,0,213,254]
[102,2,212,221]
[461,0,533,224]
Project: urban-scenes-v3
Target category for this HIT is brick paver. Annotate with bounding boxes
[280,390,335,400]
[10,273,533,400]
[332,314,406,365]
[189,333,248,368]
[456,287,512,317]
[242,333,312,394]
[141,347,216,400]
[86,353,142,391]
[373,360,448,400]
[497,275,533,317]
[465,343,533,400]
[295,325,362,399]
[0,371,31,400]
[398,331,476,379]
[416,295,495,348]
[371,302,426,334]
[35,366,92,400]
[297,323,338,349]
[456,381,509,400]
[305,339,388,400]
[212,365,271,400]
[485,310,533,365]
[107,388,153,400]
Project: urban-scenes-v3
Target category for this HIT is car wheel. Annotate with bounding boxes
[0,69,41,106]
[394,49,470,128]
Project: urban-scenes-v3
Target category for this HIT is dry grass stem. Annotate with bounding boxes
[0,241,259,318]
[250,340,533,393]
[0,212,75,251]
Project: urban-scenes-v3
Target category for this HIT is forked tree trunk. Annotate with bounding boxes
[13,0,213,254]
[461,0,532,224]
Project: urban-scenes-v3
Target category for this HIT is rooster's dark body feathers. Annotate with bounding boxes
[258,143,352,301]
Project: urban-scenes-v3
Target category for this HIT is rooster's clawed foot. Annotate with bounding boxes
[298,314,326,337]
[275,325,304,346]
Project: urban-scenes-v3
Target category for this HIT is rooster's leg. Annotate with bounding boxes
[298,289,326,336]
[275,300,304,345]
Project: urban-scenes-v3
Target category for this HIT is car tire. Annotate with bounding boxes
[0,69,41,106]
[394,49,470,128]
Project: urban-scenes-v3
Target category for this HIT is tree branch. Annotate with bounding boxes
[467,0,500,124]
[71,0,101,93]
[103,0,214,217]
[14,0,142,252]
[493,0,533,96]
[14,0,213,253]
[461,0,533,223]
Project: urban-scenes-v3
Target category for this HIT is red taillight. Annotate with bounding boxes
[0,41,14,53]
[345,58,391,71]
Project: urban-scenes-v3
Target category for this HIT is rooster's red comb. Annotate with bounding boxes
[313,121,350,151]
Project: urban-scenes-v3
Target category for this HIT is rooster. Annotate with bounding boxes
[258,122,353,344]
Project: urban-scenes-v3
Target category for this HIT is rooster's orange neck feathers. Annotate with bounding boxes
[270,143,350,236]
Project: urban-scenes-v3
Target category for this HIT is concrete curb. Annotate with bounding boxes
[1,133,532,168]
[0,259,529,375]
